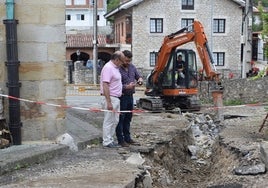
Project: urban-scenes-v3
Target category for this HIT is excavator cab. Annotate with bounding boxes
[142,49,200,111]
[162,49,198,89]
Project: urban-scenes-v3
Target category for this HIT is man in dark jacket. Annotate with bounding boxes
[116,50,143,147]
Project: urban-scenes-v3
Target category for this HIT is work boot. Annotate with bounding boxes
[119,141,129,147]
[127,139,140,146]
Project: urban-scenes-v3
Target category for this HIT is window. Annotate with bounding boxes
[74,0,86,5]
[66,15,71,21]
[181,18,194,30]
[66,0,72,5]
[182,0,194,10]
[213,52,225,66]
[150,18,163,33]
[150,52,158,67]
[213,19,225,33]
[76,14,85,21]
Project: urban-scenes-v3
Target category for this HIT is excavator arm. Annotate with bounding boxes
[193,21,220,82]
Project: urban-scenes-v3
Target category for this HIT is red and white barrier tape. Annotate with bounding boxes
[0,94,146,114]
[0,94,265,114]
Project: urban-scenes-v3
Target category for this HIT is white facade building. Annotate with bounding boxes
[65,0,109,33]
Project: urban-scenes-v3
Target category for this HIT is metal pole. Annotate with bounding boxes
[93,0,98,85]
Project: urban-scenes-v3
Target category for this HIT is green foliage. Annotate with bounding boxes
[107,0,120,12]
[14,163,28,170]
[253,15,263,31]
[106,0,120,22]
[249,66,268,80]
[224,99,243,106]
[253,0,268,7]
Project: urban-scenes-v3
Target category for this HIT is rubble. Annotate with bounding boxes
[133,104,268,187]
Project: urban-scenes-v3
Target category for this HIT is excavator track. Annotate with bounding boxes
[138,98,164,112]
[138,96,201,113]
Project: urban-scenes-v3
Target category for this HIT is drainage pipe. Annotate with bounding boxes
[3,0,22,145]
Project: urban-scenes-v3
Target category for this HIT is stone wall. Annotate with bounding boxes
[199,77,268,104]
[74,61,94,84]
[0,0,66,141]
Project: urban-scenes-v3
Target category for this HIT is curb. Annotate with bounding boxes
[0,144,69,175]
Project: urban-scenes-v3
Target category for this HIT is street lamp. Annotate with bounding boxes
[76,50,81,61]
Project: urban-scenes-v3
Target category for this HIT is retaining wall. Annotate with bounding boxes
[199,77,268,104]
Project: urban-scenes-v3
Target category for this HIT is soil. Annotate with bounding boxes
[0,103,268,188]
[137,104,268,188]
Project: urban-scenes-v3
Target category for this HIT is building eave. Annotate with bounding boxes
[230,0,258,12]
[104,0,143,18]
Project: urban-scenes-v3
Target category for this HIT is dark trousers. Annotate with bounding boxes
[116,95,133,144]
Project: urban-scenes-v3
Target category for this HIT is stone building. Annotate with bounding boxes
[0,0,66,143]
[105,0,252,79]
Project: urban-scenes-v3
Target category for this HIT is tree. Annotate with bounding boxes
[107,0,120,12]
[106,0,120,22]
[253,0,268,7]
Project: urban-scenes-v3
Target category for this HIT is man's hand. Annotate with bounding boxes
[107,101,113,111]
[137,78,143,85]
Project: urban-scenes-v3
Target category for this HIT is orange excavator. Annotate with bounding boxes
[138,20,222,112]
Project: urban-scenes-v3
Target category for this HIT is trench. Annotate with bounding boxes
[134,113,248,188]
[141,134,243,188]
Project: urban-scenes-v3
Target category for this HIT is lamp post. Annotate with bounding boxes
[76,50,81,61]
[93,0,98,85]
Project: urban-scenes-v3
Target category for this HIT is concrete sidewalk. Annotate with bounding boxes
[0,109,102,175]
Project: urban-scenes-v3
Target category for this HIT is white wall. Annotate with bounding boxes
[65,9,107,28]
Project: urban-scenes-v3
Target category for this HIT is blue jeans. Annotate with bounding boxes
[116,95,133,144]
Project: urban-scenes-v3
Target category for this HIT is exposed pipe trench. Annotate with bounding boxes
[3,0,22,145]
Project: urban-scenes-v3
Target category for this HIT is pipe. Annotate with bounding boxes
[5,0,15,19]
[4,0,22,145]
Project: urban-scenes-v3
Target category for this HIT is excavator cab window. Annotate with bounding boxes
[162,49,198,89]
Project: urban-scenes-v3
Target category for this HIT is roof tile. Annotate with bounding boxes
[66,34,107,48]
